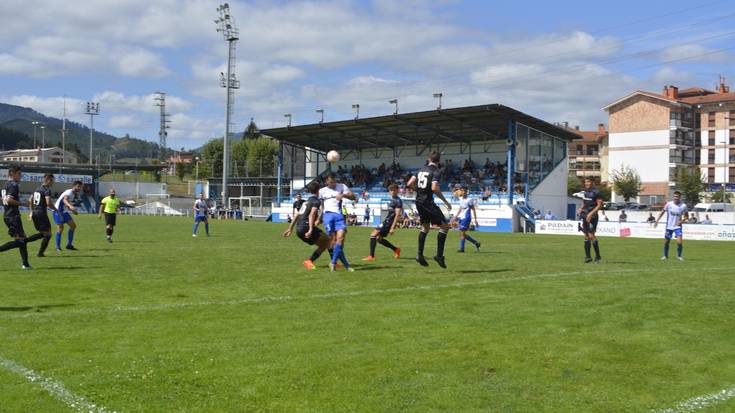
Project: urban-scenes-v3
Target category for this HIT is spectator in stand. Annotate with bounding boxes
[618,210,627,222]
[702,214,712,224]
[544,210,556,220]
[363,207,370,225]
[646,212,656,226]
[688,215,698,224]
[601,210,610,222]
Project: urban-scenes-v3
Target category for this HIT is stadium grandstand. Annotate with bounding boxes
[261,104,580,232]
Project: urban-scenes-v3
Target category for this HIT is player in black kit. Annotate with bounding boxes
[362,184,403,261]
[282,182,331,270]
[1,166,41,269]
[28,174,59,257]
[292,193,305,219]
[406,151,452,268]
[576,177,604,263]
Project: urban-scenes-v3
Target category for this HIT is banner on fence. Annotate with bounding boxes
[0,169,93,184]
[535,220,735,241]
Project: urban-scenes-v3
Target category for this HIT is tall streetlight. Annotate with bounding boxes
[31,121,39,148]
[316,108,324,124]
[215,2,240,203]
[39,125,45,149]
[85,102,100,165]
[284,113,292,127]
[389,99,398,115]
[433,92,443,110]
[195,156,201,182]
[352,104,360,120]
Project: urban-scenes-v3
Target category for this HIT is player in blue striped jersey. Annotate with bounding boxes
[654,190,688,261]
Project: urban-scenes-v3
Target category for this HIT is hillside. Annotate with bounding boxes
[0,102,165,159]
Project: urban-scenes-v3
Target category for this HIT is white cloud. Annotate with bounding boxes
[659,44,731,64]
[117,49,171,78]
[0,95,87,123]
[107,115,143,129]
[92,91,192,114]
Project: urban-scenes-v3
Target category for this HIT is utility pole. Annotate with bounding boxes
[61,97,67,164]
[85,102,100,165]
[215,2,240,204]
[154,92,171,162]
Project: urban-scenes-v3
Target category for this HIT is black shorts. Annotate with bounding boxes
[104,213,117,226]
[416,202,447,226]
[32,213,52,233]
[296,226,323,245]
[4,215,26,238]
[376,218,396,237]
[579,213,599,234]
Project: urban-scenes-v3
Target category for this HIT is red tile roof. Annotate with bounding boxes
[680,92,735,105]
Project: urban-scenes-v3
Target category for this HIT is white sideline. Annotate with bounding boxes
[653,387,735,412]
[0,356,115,413]
[2,266,728,319]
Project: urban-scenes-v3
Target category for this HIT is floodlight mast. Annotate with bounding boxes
[154,92,171,161]
[85,102,100,165]
[215,3,240,203]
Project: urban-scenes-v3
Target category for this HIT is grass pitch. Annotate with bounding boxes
[1,215,734,412]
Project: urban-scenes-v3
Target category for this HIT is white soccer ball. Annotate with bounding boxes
[327,150,340,163]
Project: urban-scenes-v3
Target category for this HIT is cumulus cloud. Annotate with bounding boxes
[107,115,144,129]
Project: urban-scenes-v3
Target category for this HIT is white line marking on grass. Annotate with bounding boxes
[653,386,735,412]
[1,266,729,319]
[0,356,115,413]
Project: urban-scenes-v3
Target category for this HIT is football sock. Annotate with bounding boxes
[55,232,62,249]
[378,238,396,251]
[67,229,75,247]
[106,228,112,236]
[459,238,465,251]
[0,240,23,252]
[205,223,209,235]
[338,249,350,268]
[465,234,479,246]
[418,230,427,256]
[677,244,682,257]
[369,236,377,257]
[39,235,50,255]
[26,233,44,243]
[437,230,448,257]
[584,240,591,259]
[309,249,323,262]
[19,241,29,266]
[328,248,334,260]
[332,244,342,265]
[192,222,199,234]
[592,240,600,259]
[663,242,669,258]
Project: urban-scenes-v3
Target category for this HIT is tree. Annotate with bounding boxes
[674,166,707,207]
[243,118,261,140]
[175,162,187,181]
[202,138,224,177]
[610,165,642,202]
[567,173,582,197]
[231,139,248,176]
[597,183,612,201]
[710,190,731,203]
[246,137,278,177]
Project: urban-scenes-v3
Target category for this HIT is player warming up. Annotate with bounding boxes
[362,184,402,261]
[406,151,452,268]
[98,189,123,242]
[654,190,688,261]
[53,180,82,252]
[192,193,209,237]
[319,174,356,272]
[453,185,481,252]
[283,182,332,270]
[29,173,59,257]
[575,177,603,263]
[1,166,35,269]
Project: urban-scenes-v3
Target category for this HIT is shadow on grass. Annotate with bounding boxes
[34,266,102,271]
[48,255,100,258]
[455,268,512,274]
[0,303,75,312]
[354,265,402,271]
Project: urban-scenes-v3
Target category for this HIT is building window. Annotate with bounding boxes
[576,144,583,155]
[730,148,735,164]
[709,130,716,146]
[708,149,715,164]
[730,168,735,183]
[709,112,716,128]
[586,144,599,156]
[708,167,715,183]
[730,110,735,127]
[731,129,735,145]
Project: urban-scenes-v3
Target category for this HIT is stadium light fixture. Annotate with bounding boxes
[433,93,443,110]
[389,99,398,115]
[284,113,292,127]
[39,125,45,149]
[85,101,100,165]
[316,108,324,124]
[352,103,360,120]
[31,121,39,148]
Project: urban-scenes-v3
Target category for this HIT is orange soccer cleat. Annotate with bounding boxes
[303,259,316,270]
[393,248,401,259]
[361,256,376,261]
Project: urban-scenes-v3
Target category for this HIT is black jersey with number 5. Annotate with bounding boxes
[413,164,440,204]
[31,185,52,216]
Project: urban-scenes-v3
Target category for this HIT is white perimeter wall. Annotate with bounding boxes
[98,182,167,200]
[529,158,568,219]
[608,130,670,183]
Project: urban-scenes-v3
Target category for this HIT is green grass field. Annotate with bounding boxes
[1,216,734,412]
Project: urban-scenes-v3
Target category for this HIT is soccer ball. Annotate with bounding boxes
[327,150,340,163]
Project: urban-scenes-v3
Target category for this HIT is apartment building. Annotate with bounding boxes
[566,123,609,183]
[604,80,735,205]
[0,147,79,164]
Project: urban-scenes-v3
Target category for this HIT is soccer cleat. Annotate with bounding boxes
[475,242,481,252]
[303,259,316,270]
[346,267,355,272]
[55,248,62,254]
[457,249,465,253]
[21,264,32,270]
[362,256,376,261]
[192,234,197,237]
[393,248,401,259]
[433,255,447,269]
[594,257,601,264]
[660,256,668,260]
[677,256,684,261]
[107,238,113,243]
[66,245,78,251]
[584,257,593,264]
[415,255,429,267]
[37,253,45,258]
[329,263,336,272]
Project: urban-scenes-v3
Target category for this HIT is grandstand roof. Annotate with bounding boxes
[261,104,581,152]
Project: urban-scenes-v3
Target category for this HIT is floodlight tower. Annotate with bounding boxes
[85,102,100,164]
[154,92,171,161]
[215,2,240,203]
[31,121,39,148]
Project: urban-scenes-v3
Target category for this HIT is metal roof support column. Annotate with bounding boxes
[506,119,516,206]
[276,141,284,204]
[289,144,295,198]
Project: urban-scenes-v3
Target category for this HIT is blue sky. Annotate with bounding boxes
[1,0,734,149]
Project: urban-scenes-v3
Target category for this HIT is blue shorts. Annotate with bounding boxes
[323,211,346,236]
[194,215,208,223]
[665,228,683,239]
[458,217,472,231]
[53,211,74,225]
